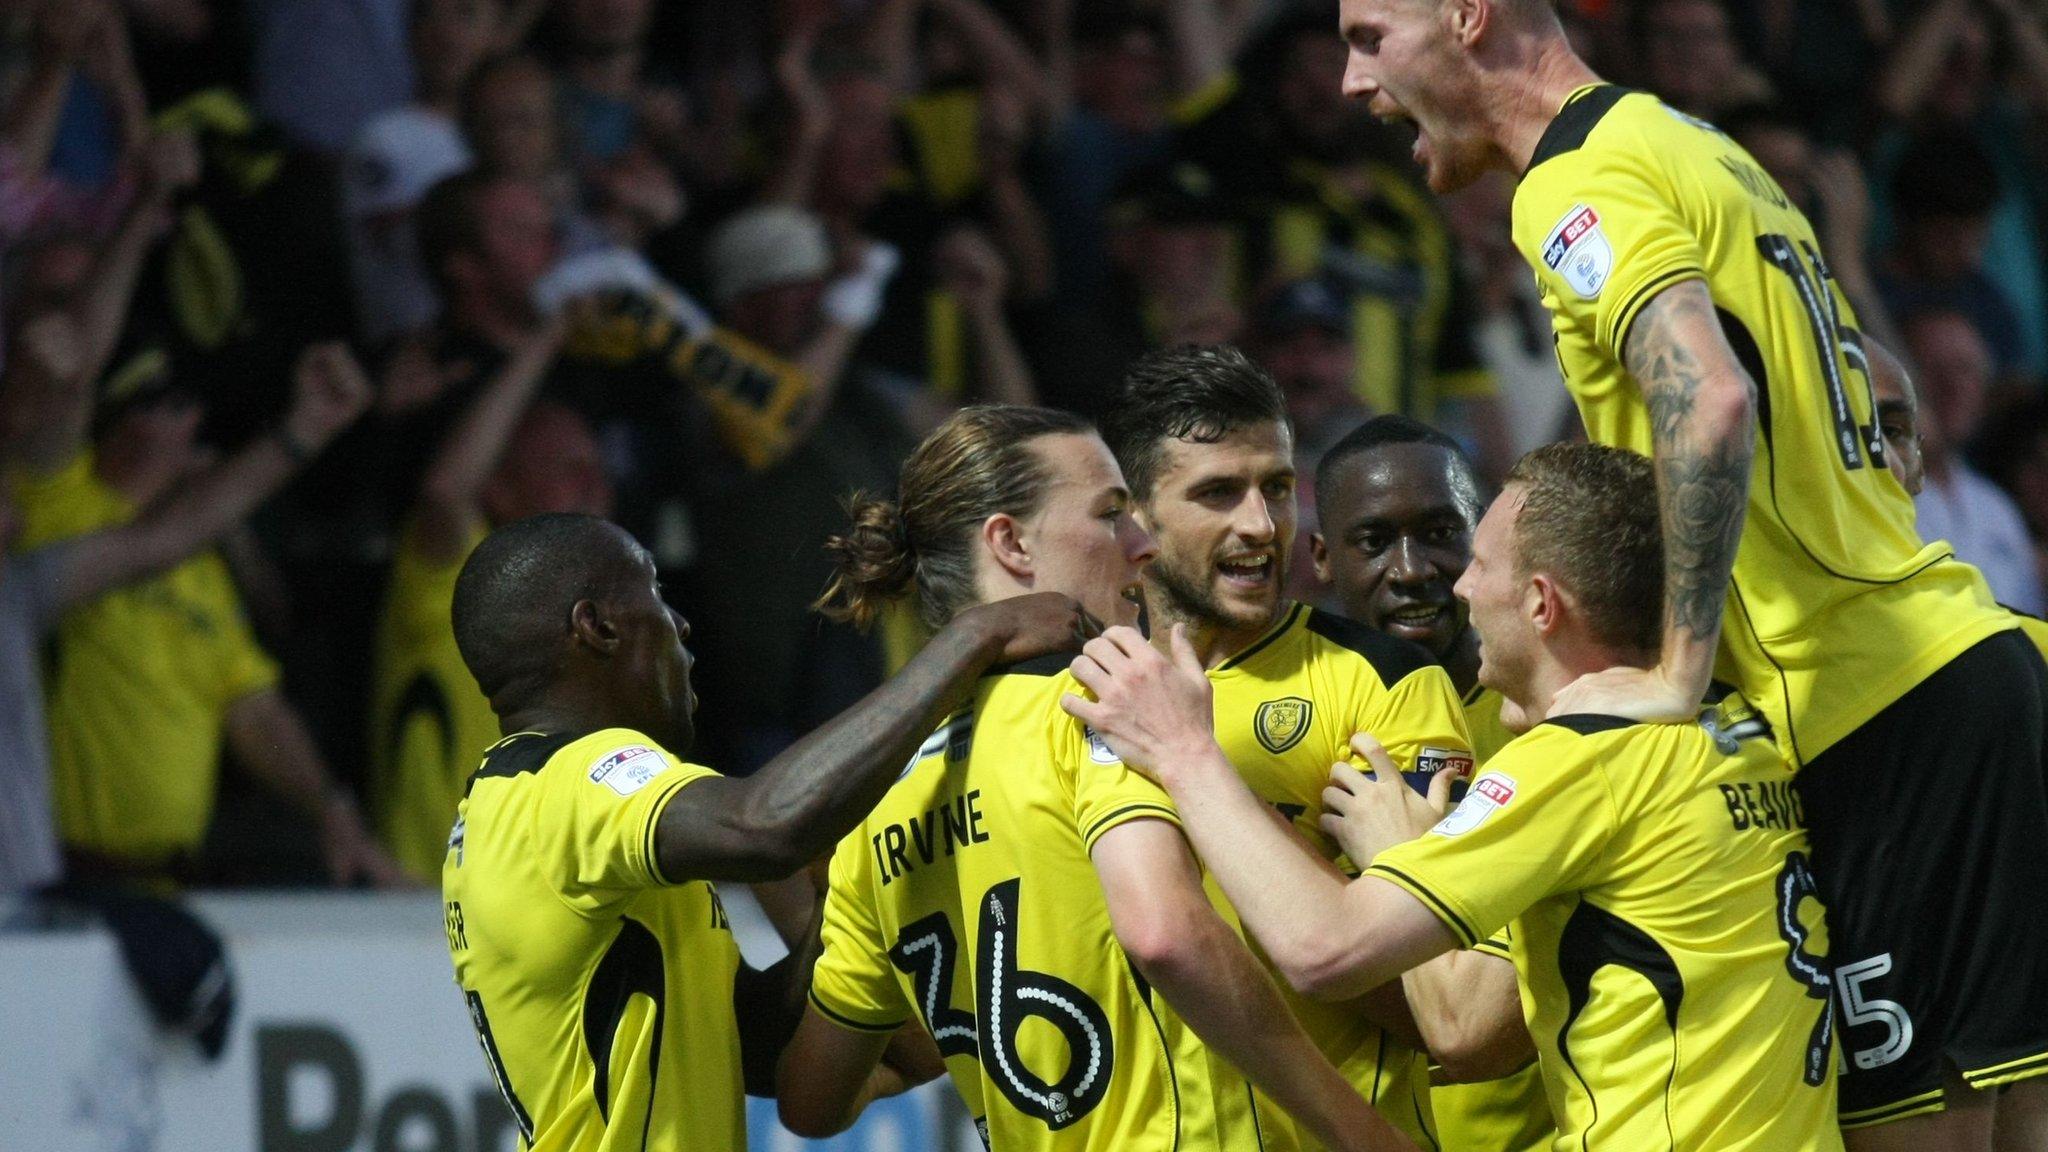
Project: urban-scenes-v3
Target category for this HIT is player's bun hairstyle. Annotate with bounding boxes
[1505,443,1664,656]
[1100,344,1288,500]
[816,405,1095,631]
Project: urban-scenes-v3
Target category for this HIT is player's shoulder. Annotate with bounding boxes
[1297,605,1441,688]
[475,728,702,797]
[975,654,1099,761]
[1533,86,1708,166]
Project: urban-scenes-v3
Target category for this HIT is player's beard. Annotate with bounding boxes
[1146,548,1286,636]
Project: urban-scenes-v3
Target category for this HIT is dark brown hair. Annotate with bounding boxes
[816,405,1094,630]
[1099,345,1287,501]
[1506,443,1664,655]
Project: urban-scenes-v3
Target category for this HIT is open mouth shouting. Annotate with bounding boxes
[1217,550,1277,590]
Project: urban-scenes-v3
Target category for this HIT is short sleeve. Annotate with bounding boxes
[1362,664,1477,786]
[1520,147,1706,362]
[809,827,913,1033]
[1364,730,1619,948]
[214,598,283,704]
[1473,922,1515,962]
[1068,722,1183,854]
[531,734,717,913]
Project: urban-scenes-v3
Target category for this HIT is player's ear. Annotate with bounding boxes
[1450,0,1488,46]
[982,512,1034,580]
[568,598,622,653]
[1526,572,1563,636]
[1309,531,1333,584]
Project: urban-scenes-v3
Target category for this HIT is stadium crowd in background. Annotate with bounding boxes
[1,0,2043,890]
[1,0,2047,1073]
[1,0,2046,1146]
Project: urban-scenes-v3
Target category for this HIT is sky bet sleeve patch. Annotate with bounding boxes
[1432,772,1517,837]
[588,745,666,797]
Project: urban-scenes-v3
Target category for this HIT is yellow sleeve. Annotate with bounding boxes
[211,578,282,704]
[1068,721,1183,853]
[1473,922,1514,962]
[1365,730,1618,948]
[11,451,131,547]
[809,826,913,1033]
[1363,664,1477,789]
[1522,144,1706,361]
[531,733,717,914]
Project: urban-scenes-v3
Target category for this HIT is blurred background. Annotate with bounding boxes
[0,0,2041,1146]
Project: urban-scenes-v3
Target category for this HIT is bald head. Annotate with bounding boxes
[452,513,646,702]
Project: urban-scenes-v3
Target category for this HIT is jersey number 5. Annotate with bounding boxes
[891,878,1116,1130]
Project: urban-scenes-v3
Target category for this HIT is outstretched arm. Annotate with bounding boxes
[1063,628,1461,1002]
[409,321,563,563]
[46,343,371,611]
[652,592,1096,883]
[1096,818,1419,1152]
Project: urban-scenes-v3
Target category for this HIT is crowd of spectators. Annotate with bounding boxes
[0,0,2044,897]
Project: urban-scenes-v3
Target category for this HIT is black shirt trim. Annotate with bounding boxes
[1302,607,1438,685]
[470,731,580,787]
[1525,84,1631,174]
[1542,713,1641,736]
[1216,603,1304,671]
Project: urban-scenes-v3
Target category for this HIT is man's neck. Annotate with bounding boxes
[1510,646,1655,726]
[1146,594,1286,671]
[1487,36,1603,177]
[1442,626,1483,698]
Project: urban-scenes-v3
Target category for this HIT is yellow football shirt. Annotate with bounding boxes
[810,657,1273,1151]
[12,452,280,862]
[371,520,497,881]
[1511,84,2013,765]
[1204,603,1475,1150]
[1367,704,1843,1151]
[1430,685,1556,1152]
[444,728,741,1152]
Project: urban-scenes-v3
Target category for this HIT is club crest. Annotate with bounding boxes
[1254,697,1313,754]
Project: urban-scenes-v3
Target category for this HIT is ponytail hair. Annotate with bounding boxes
[816,405,1094,630]
[816,493,918,631]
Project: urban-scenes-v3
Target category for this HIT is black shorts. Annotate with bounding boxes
[1796,629,2048,1128]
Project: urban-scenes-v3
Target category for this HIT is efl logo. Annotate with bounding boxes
[589,745,665,796]
[1431,771,1517,837]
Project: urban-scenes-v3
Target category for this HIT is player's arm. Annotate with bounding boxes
[1556,278,1755,720]
[1095,817,1420,1152]
[776,1013,926,1137]
[1317,744,1533,1079]
[652,592,1095,883]
[1399,950,1532,1083]
[1065,628,1461,1001]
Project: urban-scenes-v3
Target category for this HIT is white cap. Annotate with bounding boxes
[343,107,473,218]
[706,204,832,305]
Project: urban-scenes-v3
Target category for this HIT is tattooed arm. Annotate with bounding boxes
[1554,278,1756,721]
